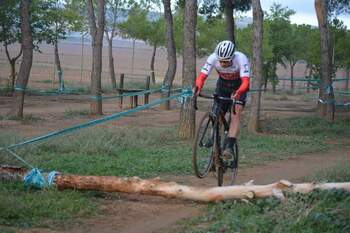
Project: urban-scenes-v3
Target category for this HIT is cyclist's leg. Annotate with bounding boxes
[228,92,247,139]
[224,92,247,158]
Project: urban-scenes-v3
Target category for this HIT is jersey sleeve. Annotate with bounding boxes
[200,53,216,76]
[239,53,250,78]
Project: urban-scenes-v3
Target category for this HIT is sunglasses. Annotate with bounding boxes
[219,60,231,66]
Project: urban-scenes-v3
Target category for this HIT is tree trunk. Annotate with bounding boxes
[150,43,157,84]
[161,0,177,110]
[315,0,334,121]
[54,41,64,92]
[10,61,16,93]
[1,166,350,202]
[8,0,33,119]
[178,0,197,139]
[290,61,294,93]
[5,44,22,94]
[248,0,263,134]
[263,76,267,92]
[106,35,117,91]
[224,0,235,42]
[346,66,349,91]
[87,0,105,115]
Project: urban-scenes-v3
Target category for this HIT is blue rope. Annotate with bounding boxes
[15,85,26,91]
[23,168,58,189]
[5,92,184,150]
[90,95,103,101]
[4,148,35,169]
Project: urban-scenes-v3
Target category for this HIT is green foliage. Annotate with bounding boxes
[328,0,350,17]
[39,0,83,45]
[118,4,165,47]
[0,0,21,47]
[332,19,350,69]
[197,0,252,20]
[0,0,83,67]
[266,3,295,66]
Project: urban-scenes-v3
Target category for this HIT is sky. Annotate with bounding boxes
[242,0,350,28]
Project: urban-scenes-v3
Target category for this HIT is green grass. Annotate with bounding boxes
[0,114,41,124]
[0,181,97,228]
[0,116,349,229]
[64,108,90,118]
[178,163,350,233]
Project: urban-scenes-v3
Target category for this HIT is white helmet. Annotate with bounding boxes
[215,40,235,61]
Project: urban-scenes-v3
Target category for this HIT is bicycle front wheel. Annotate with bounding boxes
[193,112,215,178]
[223,143,239,186]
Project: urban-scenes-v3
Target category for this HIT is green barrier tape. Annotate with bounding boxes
[5,92,184,150]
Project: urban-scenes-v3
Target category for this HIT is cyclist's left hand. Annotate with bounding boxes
[231,93,240,100]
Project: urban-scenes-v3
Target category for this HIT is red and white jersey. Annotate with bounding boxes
[200,51,250,80]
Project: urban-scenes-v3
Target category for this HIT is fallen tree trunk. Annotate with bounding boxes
[1,166,349,202]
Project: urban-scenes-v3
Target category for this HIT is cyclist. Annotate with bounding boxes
[193,40,250,158]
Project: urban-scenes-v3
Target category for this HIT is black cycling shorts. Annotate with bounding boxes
[211,77,248,116]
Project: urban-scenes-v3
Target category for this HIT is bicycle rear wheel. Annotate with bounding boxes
[193,112,215,178]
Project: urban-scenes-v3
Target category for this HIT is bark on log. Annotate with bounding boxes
[1,166,349,202]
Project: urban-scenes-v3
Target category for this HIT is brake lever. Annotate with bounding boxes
[232,99,236,115]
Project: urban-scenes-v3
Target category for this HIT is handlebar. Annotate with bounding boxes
[193,93,237,115]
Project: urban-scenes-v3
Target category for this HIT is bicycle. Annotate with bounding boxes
[193,93,239,186]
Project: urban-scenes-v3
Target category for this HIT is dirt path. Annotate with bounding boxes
[23,147,350,233]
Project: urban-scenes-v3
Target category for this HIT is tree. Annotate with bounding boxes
[248,0,263,134]
[304,26,321,83]
[87,0,105,115]
[178,0,197,139]
[119,3,166,84]
[197,0,251,42]
[328,1,350,91]
[334,26,350,90]
[161,0,177,110]
[8,0,33,118]
[315,0,334,120]
[331,18,350,90]
[284,24,310,93]
[43,0,83,92]
[266,3,295,93]
[105,0,127,91]
[0,0,22,94]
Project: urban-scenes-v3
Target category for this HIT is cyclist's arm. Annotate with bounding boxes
[235,54,250,99]
[195,54,216,93]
